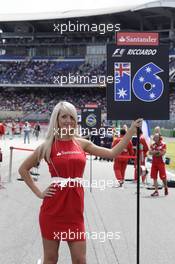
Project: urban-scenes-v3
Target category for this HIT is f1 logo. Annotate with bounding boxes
[112,48,125,57]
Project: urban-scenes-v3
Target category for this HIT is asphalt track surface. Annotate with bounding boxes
[0,136,175,264]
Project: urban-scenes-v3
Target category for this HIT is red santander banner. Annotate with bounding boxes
[85,103,98,108]
[116,32,159,46]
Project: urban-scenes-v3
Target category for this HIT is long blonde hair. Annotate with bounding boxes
[37,101,78,162]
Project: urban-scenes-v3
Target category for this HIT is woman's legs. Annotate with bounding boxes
[68,240,86,264]
[42,237,60,264]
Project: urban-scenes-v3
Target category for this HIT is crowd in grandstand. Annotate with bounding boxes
[0,57,174,119]
[0,88,106,115]
[0,60,106,84]
[0,87,174,119]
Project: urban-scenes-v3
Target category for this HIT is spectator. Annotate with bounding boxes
[23,121,31,144]
[33,122,41,140]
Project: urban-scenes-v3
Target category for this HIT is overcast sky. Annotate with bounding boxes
[0,0,152,14]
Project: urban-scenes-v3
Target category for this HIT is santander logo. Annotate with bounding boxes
[57,151,81,156]
[118,36,126,43]
[116,32,159,46]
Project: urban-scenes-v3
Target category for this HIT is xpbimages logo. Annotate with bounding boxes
[53,21,121,35]
[116,32,159,46]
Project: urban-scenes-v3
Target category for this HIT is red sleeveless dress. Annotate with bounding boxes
[39,138,86,241]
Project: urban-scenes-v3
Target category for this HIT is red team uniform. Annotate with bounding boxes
[39,139,86,241]
[150,140,167,180]
[134,135,149,181]
[0,123,5,138]
[112,136,133,184]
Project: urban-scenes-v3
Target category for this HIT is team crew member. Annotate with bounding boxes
[0,122,5,140]
[18,101,142,264]
[134,128,149,184]
[11,121,16,138]
[149,133,168,197]
[112,129,134,187]
[154,126,161,134]
[33,121,41,141]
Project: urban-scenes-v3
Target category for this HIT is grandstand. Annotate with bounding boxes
[0,60,106,84]
[0,87,106,121]
[0,0,175,127]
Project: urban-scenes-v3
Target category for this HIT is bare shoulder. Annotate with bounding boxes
[74,137,91,151]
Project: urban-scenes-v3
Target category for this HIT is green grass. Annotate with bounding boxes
[166,142,175,171]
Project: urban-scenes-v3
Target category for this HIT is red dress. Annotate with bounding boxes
[39,139,86,241]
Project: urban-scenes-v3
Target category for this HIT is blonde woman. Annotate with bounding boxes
[19,101,142,264]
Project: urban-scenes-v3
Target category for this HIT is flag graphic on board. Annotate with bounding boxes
[114,62,131,101]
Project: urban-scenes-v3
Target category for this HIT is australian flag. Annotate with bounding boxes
[114,62,131,101]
